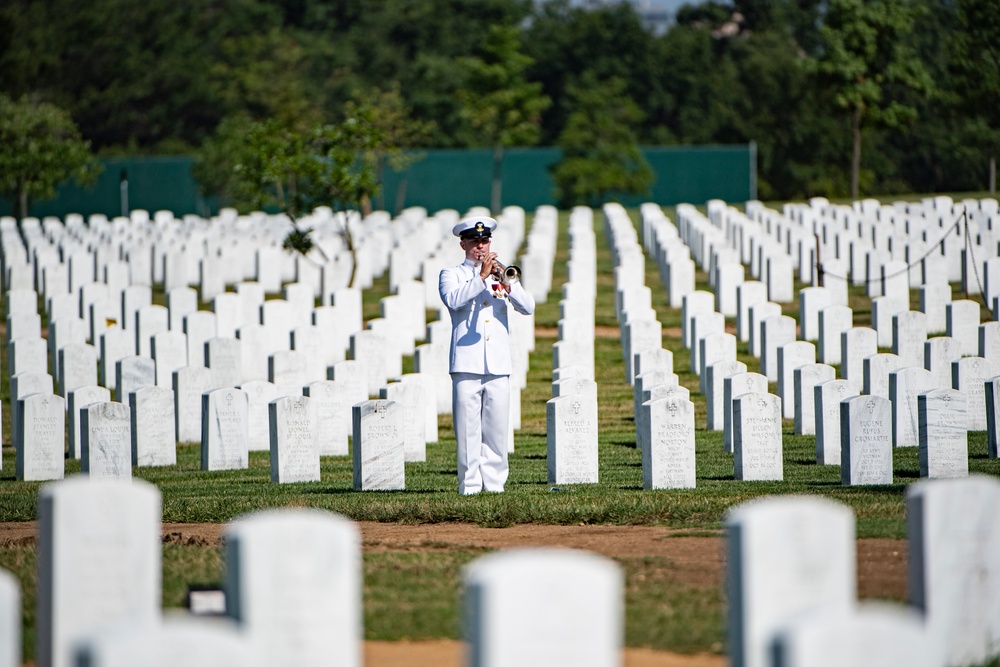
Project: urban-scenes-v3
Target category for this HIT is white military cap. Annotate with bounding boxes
[452,215,498,239]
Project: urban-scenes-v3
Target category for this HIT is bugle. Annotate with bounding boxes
[493,259,522,284]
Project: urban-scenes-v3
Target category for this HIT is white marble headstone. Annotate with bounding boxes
[16,393,64,482]
[889,367,935,449]
[378,382,426,462]
[818,305,852,365]
[36,477,161,667]
[706,360,748,432]
[724,372,769,454]
[205,337,243,390]
[546,393,599,484]
[643,397,696,489]
[240,380,282,452]
[793,364,835,436]
[173,365,213,443]
[464,548,622,667]
[65,385,111,461]
[352,400,405,491]
[130,386,176,467]
[0,568,19,667]
[987,376,1000,458]
[918,389,968,479]
[74,617,260,667]
[726,495,855,667]
[201,388,250,471]
[303,380,350,456]
[951,356,995,430]
[771,603,940,667]
[908,476,1000,667]
[924,336,962,388]
[840,395,892,486]
[841,327,877,387]
[81,401,133,480]
[268,395,320,484]
[733,393,783,481]
[223,508,360,667]
[777,341,816,420]
[116,355,156,405]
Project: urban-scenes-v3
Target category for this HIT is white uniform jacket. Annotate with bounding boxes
[439,259,535,375]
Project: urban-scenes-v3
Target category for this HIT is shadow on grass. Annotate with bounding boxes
[304,488,440,495]
[791,457,819,465]
[836,483,911,494]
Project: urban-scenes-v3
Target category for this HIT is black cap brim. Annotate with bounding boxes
[460,230,492,240]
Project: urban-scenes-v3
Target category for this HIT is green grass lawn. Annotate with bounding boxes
[1,202,998,659]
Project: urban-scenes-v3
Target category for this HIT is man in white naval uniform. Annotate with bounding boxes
[438,215,535,495]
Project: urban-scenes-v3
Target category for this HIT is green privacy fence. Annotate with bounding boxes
[9,144,755,219]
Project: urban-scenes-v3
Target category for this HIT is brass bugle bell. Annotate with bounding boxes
[494,259,521,284]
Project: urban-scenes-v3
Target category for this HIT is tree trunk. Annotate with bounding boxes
[491,144,503,215]
[395,178,408,215]
[851,107,862,200]
[18,188,28,220]
[376,154,386,211]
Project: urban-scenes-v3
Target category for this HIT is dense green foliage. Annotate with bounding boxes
[458,24,551,212]
[0,94,100,217]
[552,74,654,207]
[0,0,997,201]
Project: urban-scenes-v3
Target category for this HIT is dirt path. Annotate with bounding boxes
[1,521,907,667]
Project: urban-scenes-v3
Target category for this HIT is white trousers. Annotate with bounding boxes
[452,372,510,495]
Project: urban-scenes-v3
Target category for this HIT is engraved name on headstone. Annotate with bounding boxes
[733,393,783,481]
[81,402,133,480]
[201,388,250,471]
[269,395,320,484]
[352,400,405,491]
[841,395,893,486]
[918,389,968,479]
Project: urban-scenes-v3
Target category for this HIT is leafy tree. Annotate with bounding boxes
[523,0,658,144]
[346,84,435,213]
[0,94,100,218]
[335,0,533,148]
[551,74,653,208]
[457,24,551,213]
[951,0,1000,187]
[195,110,383,287]
[0,0,284,151]
[809,0,933,198]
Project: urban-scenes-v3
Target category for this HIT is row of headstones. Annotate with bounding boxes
[2,205,512,394]
[9,378,437,489]
[8,279,425,394]
[729,475,1000,667]
[706,196,980,303]
[744,196,999,300]
[0,476,626,667]
[2,202,537,334]
[9,335,432,435]
[5,209,557,483]
[547,206,599,486]
[6,205,552,404]
[5,474,996,667]
[657,205,987,415]
[603,204,698,490]
[662,199,996,367]
[631,205,985,487]
[0,205,451,304]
